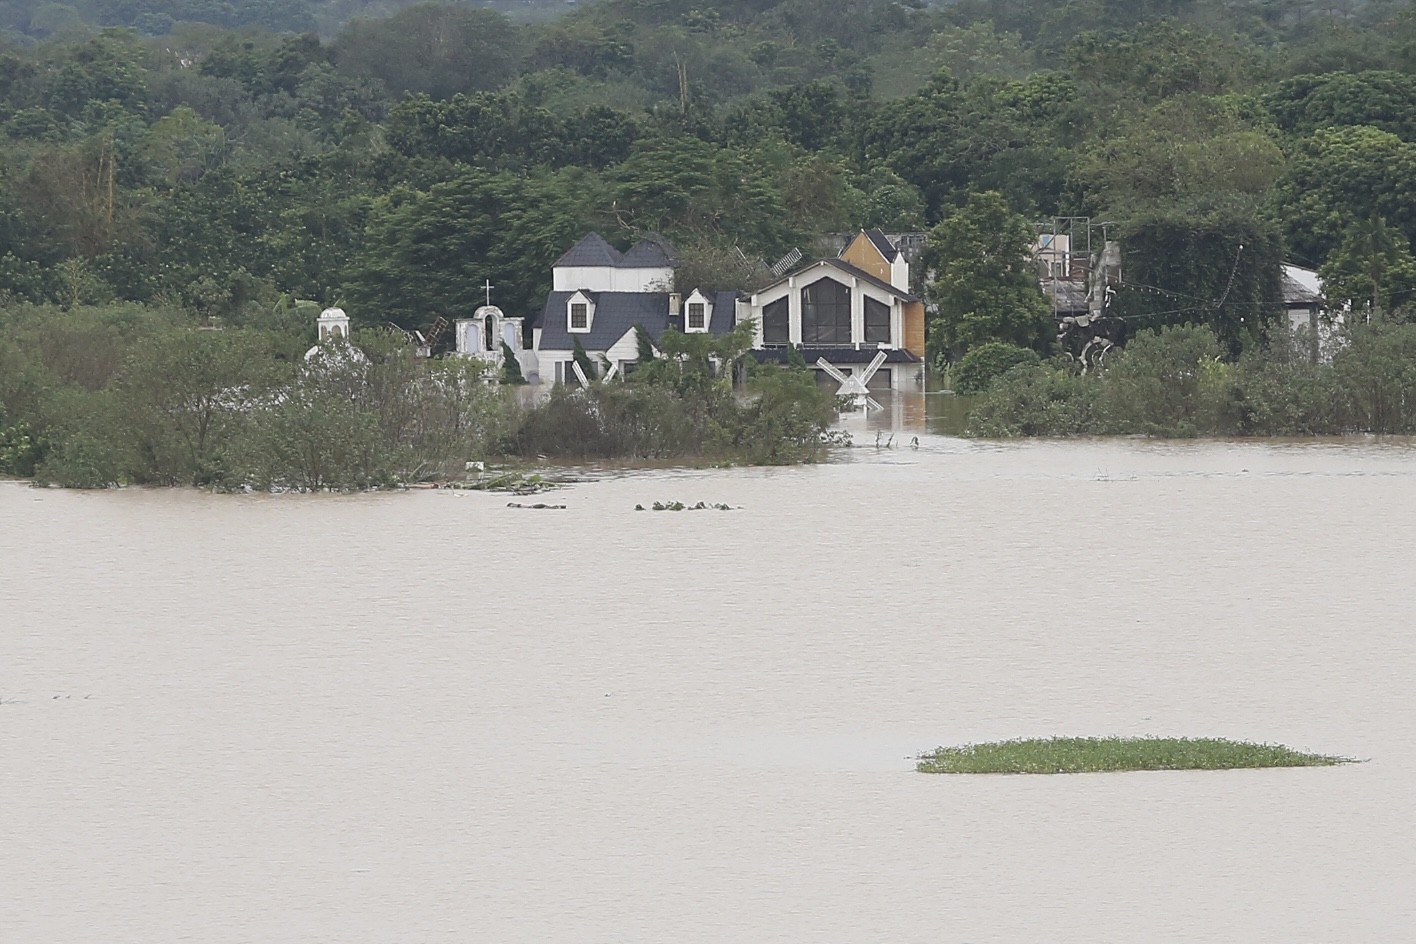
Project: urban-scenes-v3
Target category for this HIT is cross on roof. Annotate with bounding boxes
[483,279,494,307]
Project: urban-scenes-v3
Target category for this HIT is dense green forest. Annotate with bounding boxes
[5,0,1416,481]
[4,0,1416,330]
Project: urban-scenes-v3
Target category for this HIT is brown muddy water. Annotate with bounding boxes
[3,399,1414,942]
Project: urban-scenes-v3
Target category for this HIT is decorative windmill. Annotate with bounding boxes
[816,350,887,411]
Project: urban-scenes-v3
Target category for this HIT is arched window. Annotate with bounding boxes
[800,278,850,344]
[762,297,789,344]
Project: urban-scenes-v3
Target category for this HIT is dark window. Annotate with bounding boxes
[687,302,706,330]
[801,279,851,344]
[762,297,789,344]
[865,365,893,390]
[864,297,891,344]
[570,302,588,330]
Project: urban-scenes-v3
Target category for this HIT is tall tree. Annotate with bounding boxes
[923,190,1054,362]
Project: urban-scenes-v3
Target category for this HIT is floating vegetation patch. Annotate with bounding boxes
[916,737,1355,775]
[458,471,567,495]
[635,501,735,511]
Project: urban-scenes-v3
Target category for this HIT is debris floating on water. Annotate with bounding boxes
[635,501,735,511]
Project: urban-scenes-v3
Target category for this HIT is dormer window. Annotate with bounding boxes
[683,290,712,333]
[567,291,594,332]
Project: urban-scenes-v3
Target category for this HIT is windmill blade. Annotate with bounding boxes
[864,396,883,412]
[814,358,850,385]
[601,362,620,383]
[571,360,591,387]
[858,349,888,385]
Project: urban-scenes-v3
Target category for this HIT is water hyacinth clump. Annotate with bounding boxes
[916,737,1354,774]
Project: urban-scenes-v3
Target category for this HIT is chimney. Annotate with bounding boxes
[668,292,681,317]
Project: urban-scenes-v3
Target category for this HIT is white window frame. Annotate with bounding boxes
[683,290,712,333]
[568,292,594,333]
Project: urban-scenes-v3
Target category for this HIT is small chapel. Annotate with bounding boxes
[452,284,538,383]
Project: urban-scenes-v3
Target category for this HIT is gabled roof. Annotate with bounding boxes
[861,228,902,263]
[537,289,739,352]
[1282,264,1324,307]
[622,238,676,268]
[753,258,918,302]
[554,232,624,268]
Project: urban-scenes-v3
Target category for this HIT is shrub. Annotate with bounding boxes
[952,341,1041,394]
[1095,324,1236,436]
[967,362,1103,436]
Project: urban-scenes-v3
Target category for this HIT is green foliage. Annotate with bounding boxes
[347,168,590,331]
[1273,126,1416,267]
[1097,324,1235,436]
[1077,96,1285,213]
[1265,71,1416,141]
[0,418,43,476]
[1066,23,1261,101]
[969,321,1416,438]
[923,190,1054,362]
[634,324,656,363]
[917,738,1352,775]
[1111,206,1284,355]
[332,6,524,99]
[965,360,1103,437]
[512,321,835,465]
[952,341,1040,394]
[570,336,596,385]
[107,327,283,485]
[500,341,527,385]
[1318,216,1416,317]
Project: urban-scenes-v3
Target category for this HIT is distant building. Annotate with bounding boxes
[454,304,535,382]
[1282,264,1326,333]
[529,233,736,385]
[736,229,926,390]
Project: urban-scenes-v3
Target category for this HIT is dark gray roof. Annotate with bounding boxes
[622,238,676,268]
[553,232,624,268]
[862,229,902,262]
[538,290,739,352]
[754,258,918,302]
[752,347,921,365]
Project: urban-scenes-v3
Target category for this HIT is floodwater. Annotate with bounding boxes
[3,396,1414,943]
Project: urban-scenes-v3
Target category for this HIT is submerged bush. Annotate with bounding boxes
[968,320,1416,438]
[952,341,1041,394]
[917,737,1352,774]
[966,362,1103,436]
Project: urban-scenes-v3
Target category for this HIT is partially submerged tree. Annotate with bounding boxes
[923,190,1054,364]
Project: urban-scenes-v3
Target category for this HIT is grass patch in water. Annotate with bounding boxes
[916,737,1354,775]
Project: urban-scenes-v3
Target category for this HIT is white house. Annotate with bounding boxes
[735,229,926,390]
[533,232,737,385]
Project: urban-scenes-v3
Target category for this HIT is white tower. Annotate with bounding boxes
[317,307,350,341]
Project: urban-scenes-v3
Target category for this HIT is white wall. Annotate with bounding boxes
[553,266,614,292]
[552,265,673,293]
